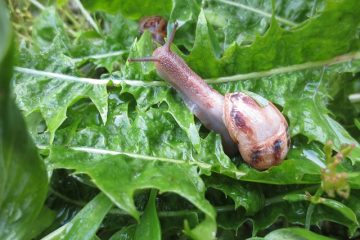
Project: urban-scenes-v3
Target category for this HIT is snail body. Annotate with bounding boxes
[153,42,238,155]
[129,23,289,170]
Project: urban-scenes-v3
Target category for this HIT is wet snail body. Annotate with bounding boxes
[129,23,290,170]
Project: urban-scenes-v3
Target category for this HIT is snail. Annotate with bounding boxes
[139,16,167,44]
[128,23,290,170]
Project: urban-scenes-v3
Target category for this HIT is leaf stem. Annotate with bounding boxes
[72,0,100,34]
[37,145,231,175]
[214,0,297,26]
[305,188,324,229]
[57,7,82,31]
[264,185,319,206]
[14,66,164,87]
[14,66,115,85]
[15,51,360,87]
[49,187,87,206]
[29,0,45,10]
[109,204,236,217]
[207,51,360,84]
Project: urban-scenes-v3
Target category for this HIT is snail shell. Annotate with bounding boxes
[223,92,290,170]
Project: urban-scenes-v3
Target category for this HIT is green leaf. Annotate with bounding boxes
[348,172,360,189]
[283,193,359,228]
[184,215,216,240]
[220,0,360,74]
[42,193,113,240]
[0,1,12,90]
[32,7,68,50]
[185,9,221,78]
[15,13,109,143]
[48,144,216,231]
[110,225,136,240]
[195,0,360,163]
[205,0,315,48]
[355,118,360,130]
[260,227,334,240]
[11,0,360,238]
[134,190,161,240]
[14,67,109,144]
[82,0,173,19]
[49,144,214,219]
[320,198,359,226]
[204,175,264,214]
[28,207,56,239]
[217,194,359,236]
[15,8,112,143]
[164,92,201,152]
[124,31,158,81]
[344,191,360,223]
[284,97,360,163]
[0,2,48,239]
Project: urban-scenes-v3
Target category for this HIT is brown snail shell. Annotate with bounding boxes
[223,92,290,170]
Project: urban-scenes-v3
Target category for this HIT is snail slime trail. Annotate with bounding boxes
[128,22,290,170]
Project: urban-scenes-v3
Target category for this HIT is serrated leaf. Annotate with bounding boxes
[186,1,360,162]
[10,0,360,238]
[185,9,221,78]
[48,145,216,233]
[41,91,221,236]
[32,7,68,50]
[124,31,157,81]
[15,8,109,143]
[164,92,201,152]
[205,0,317,48]
[219,0,360,74]
[14,70,108,143]
[204,176,264,214]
